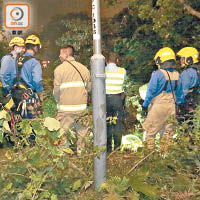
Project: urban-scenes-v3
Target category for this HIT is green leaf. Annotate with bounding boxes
[0,129,3,143]
[72,180,81,191]
[3,121,10,132]
[24,190,32,199]
[6,183,12,190]
[51,194,58,200]
[129,176,160,199]
[31,121,43,135]
[44,117,60,131]
[40,191,51,198]
[61,148,74,155]
[19,120,32,135]
[0,110,8,119]
[57,162,65,170]
[174,175,192,191]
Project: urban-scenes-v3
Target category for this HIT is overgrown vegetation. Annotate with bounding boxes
[0,0,200,199]
[0,93,199,199]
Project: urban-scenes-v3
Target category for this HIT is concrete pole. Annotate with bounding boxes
[91,0,107,190]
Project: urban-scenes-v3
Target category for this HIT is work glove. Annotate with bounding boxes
[142,106,148,117]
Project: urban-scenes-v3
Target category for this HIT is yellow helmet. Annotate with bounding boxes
[154,47,176,66]
[9,37,24,47]
[177,47,199,66]
[25,35,41,48]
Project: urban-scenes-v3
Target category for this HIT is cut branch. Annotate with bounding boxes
[126,150,155,175]
[177,0,200,19]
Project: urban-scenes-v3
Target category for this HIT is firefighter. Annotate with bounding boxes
[142,47,184,149]
[6,34,44,119]
[0,35,43,145]
[176,47,199,121]
[21,35,43,94]
[53,45,91,153]
[105,52,126,153]
[0,37,25,96]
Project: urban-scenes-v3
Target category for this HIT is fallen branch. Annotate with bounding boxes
[107,147,121,160]
[126,150,155,175]
[6,172,29,178]
[69,161,87,176]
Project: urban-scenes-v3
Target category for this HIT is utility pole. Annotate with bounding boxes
[91,0,107,190]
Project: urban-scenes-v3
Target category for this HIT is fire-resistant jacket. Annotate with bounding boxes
[53,56,91,113]
[105,63,126,94]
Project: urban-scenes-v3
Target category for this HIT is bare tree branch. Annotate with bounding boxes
[177,0,200,19]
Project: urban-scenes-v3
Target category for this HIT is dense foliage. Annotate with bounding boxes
[0,0,200,199]
[40,0,200,85]
[0,97,199,199]
[40,13,93,67]
[103,0,200,83]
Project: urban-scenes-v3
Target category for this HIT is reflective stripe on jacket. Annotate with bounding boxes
[53,56,91,113]
[60,81,85,89]
[105,67,126,94]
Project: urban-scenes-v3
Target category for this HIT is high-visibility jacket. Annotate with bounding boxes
[53,56,91,113]
[105,66,126,94]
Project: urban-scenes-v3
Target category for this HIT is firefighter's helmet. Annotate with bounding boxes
[154,47,176,66]
[177,47,199,66]
[25,35,41,48]
[9,37,25,47]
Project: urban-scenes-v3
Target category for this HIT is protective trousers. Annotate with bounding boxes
[142,92,176,149]
[56,112,88,151]
[106,93,124,152]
